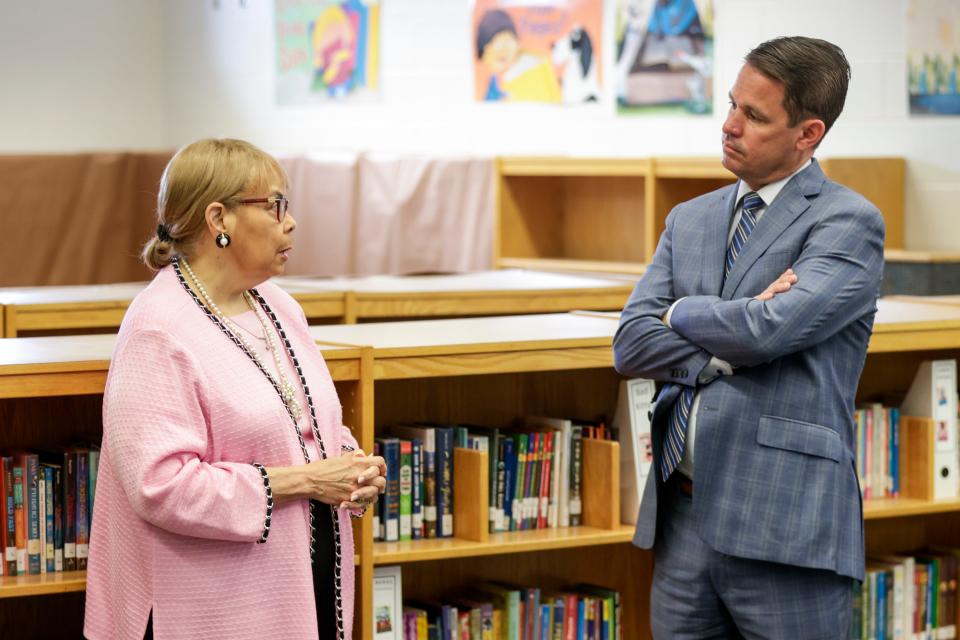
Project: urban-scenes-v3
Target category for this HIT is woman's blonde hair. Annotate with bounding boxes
[142,138,288,271]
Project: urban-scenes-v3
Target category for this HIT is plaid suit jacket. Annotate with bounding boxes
[613,159,884,580]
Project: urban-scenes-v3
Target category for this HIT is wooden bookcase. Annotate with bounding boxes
[494,156,906,274]
[0,270,633,337]
[308,313,642,640]
[4,299,960,638]
[0,335,371,638]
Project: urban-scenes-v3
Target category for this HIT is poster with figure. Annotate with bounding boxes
[472,0,603,105]
[907,0,960,116]
[615,0,713,115]
[275,0,380,104]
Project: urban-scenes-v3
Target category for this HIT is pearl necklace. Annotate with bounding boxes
[180,258,304,422]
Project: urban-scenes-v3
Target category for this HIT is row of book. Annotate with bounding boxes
[0,447,98,576]
[374,565,622,640]
[855,358,960,502]
[373,419,613,542]
[855,404,901,500]
[855,548,959,639]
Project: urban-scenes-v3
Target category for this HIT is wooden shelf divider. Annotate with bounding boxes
[453,447,489,544]
[582,438,621,530]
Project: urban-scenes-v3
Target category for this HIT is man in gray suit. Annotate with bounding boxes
[614,36,884,638]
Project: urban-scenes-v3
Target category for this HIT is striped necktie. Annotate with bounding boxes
[659,191,764,482]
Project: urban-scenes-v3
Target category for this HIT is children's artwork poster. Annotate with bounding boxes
[472,0,603,105]
[907,0,960,116]
[615,0,714,115]
[275,0,380,104]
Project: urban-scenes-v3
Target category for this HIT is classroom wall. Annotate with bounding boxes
[0,1,166,152]
[1,1,958,250]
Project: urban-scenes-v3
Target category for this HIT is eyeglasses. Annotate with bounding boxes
[237,195,289,223]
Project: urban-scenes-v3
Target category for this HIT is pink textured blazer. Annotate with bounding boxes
[84,266,358,639]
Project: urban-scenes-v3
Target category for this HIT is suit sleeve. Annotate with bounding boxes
[668,198,884,368]
[104,328,270,542]
[613,205,713,386]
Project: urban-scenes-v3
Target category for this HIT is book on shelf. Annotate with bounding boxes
[455,424,502,533]
[855,404,900,500]
[399,440,413,541]
[401,606,428,640]
[386,425,438,539]
[611,378,655,525]
[373,565,403,640]
[410,439,423,541]
[434,426,454,538]
[855,547,959,640]
[1,456,14,576]
[402,580,621,640]
[75,448,90,571]
[901,359,959,500]
[377,437,401,542]
[17,452,42,575]
[526,418,573,529]
[0,447,97,576]
[569,424,583,527]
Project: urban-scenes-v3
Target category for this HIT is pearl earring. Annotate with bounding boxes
[216,232,231,248]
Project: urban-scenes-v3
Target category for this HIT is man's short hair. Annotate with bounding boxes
[746,36,851,137]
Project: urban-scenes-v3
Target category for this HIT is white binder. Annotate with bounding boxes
[613,378,656,524]
[901,359,960,499]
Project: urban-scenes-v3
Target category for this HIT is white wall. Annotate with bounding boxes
[0,1,166,152]
[2,1,958,249]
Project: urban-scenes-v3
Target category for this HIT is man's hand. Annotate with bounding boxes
[755,269,798,301]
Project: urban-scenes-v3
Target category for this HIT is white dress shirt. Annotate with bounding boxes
[667,159,812,480]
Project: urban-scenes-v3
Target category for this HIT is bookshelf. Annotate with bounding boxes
[494,156,906,275]
[5,299,960,638]
[0,335,371,638]
[0,270,632,337]
[309,313,647,639]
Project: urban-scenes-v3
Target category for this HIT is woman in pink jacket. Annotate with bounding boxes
[84,139,386,640]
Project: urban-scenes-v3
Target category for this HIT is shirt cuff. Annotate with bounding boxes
[663,297,687,328]
[697,356,734,384]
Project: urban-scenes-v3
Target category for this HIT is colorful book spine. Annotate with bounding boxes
[76,451,89,570]
[411,439,423,541]
[569,426,583,527]
[434,427,454,538]
[399,439,413,541]
[376,438,401,542]
[88,449,100,519]
[501,438,516,533]
[13,464,25,575]
[38,472,46,573]
[22,454,41,575]
[63,451,77,571]
[53,464,63,572]
[41,465,55,573]
[2,457,14,576]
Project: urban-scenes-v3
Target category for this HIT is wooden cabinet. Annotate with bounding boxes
[494,156,906,275]
[308,313,645,640]
[4,299,960,638]
[0,335,370,637]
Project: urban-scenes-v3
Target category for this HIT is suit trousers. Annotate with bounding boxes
[650,476,854,639]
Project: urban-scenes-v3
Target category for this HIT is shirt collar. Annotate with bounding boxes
[736,158,813,208]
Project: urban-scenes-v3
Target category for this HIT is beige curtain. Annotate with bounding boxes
[1,152,493,286]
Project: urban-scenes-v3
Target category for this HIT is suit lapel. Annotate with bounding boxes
[720,161,826,298]
[700,187,737,296]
